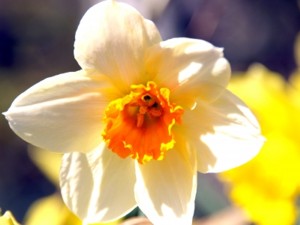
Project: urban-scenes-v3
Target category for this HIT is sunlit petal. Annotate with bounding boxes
[74,0,161,92]
[4,70,107,153]
[60,143,137,223]
[60,151,93,220]
[145,38,230,108]
[185,90,264,173]
[135,146,197,225]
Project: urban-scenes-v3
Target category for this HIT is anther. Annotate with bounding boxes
[143,95,151,101]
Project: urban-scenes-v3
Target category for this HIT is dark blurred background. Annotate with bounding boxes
[0,0,299,223]
[158,0,300,77]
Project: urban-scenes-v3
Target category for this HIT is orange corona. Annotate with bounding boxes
[102,81,184,164]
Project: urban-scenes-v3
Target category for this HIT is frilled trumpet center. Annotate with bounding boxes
[102,81,184,164]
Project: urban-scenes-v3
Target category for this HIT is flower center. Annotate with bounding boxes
[102,81,184,164]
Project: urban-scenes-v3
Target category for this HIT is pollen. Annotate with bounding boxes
[102,81,184,164]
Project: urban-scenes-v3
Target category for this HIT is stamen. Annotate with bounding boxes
[102,81,183,163]
[143,94,152,101]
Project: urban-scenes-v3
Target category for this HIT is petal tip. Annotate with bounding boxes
[217,47,224,52]
[2,111,8,117]
[2,109,13,121]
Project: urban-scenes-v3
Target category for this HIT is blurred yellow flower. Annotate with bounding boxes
[4,0,263,224]
[27,146,61,186]
[0,211,20,225]
[219,64,300,225]
[24,194,120,225]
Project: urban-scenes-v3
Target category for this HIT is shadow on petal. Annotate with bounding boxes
[134,147,196,225]
[184,90,263,173]
[60,152,94,219]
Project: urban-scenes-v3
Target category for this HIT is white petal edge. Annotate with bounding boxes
[135,147,197,225]
[74,0,161,92]
[60,143,137,223]
[145,38,230,108]
[185,90,264,173]
[4,70,107,153]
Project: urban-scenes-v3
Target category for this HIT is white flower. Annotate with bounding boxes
[3,1,264,225]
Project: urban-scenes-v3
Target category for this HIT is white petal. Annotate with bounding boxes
[135,147,197,225]
[145,38,230,108]
[60,151,93,219]
[185,90,264,173]
[60,143,137,223]
[4,70,107,153]
[74,0,161,91]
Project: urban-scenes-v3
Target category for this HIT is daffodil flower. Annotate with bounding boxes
[3,1,263,224]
